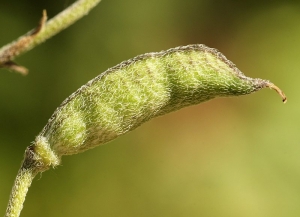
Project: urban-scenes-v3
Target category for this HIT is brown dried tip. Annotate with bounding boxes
[31,10,48,35]
[0,61,28,75]
[266,82,287,103]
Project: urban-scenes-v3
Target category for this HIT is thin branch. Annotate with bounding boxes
[0,0,102,74]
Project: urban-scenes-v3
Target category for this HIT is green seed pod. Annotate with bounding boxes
[5,44,286,217]
[35,44,285,163]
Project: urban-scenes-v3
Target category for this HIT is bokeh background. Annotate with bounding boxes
[0,0,298,216]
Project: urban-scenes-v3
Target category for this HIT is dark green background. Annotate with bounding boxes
[0,0,297,216]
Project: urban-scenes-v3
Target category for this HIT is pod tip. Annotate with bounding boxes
[266,82,287,103]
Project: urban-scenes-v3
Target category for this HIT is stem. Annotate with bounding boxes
[4,167,38,217]
[0,0,102,74]
[4,141,59,217]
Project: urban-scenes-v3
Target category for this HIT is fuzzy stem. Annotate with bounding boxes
[0,0,102,74]
[4,142,56,217]
[4,167,38,217]
[29,0,102,49]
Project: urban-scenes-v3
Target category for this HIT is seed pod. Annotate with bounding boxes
[33,44,286,166]
[36,45,285,160]
[5,44,286,217]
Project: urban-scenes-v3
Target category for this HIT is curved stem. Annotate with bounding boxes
[4,142,57,217]
[4,167,38,217]
[0,0,102,74]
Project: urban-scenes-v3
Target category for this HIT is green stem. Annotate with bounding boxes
[0,0,102,74]
[28,0,102,50]
[4,167,37,217]
[4,142,57,217]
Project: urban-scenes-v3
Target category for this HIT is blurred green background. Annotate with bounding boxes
[0,0,298,216]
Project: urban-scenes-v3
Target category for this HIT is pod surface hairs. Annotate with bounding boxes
[5,44,286,217]
[36,44,286,160]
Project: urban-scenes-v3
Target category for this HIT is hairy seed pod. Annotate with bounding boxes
[5,44,286,217]
[33,44,286,166]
